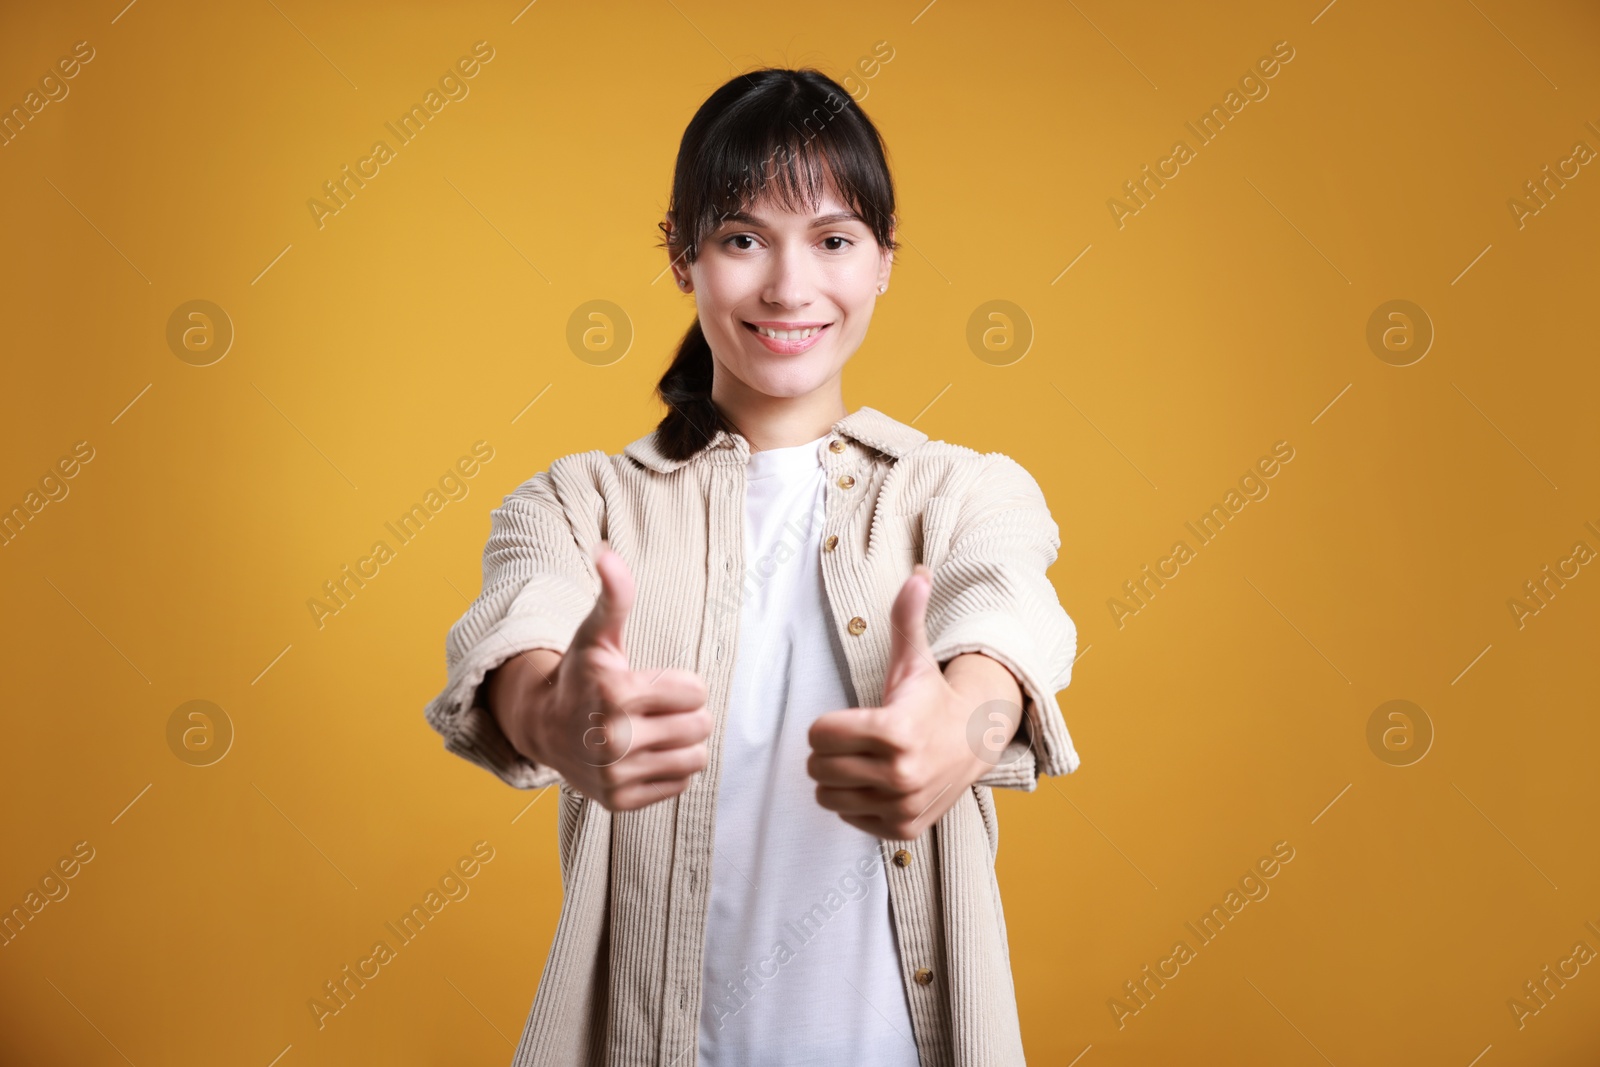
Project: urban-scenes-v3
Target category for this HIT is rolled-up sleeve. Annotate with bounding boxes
[422,468,598,790]
[925,453,1081,792]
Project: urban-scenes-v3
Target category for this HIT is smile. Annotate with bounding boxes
[743,321,831,354]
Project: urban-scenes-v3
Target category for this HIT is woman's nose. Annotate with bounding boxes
[761,244,817,307]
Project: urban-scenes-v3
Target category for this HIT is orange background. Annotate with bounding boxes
[2,1,1597,1064]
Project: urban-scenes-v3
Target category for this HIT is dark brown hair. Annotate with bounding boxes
[653,67,899,461]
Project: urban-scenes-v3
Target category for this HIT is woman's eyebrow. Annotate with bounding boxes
[717,209,866,228]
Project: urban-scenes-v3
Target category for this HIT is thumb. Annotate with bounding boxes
[569,540,634,655]
[884,563,935,697]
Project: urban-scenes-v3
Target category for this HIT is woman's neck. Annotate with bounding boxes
[713,384,848,453]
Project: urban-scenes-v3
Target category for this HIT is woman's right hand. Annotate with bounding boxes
[487,542,713,812]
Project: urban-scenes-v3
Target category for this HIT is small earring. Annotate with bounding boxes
[877,283,887,294]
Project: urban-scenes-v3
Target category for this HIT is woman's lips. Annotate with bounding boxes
[743,321,831,355]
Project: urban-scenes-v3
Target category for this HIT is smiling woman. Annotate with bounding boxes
[652,69,898,460]
[427,64,1082,1067]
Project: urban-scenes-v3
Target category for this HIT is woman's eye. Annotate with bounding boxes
[822,236,853,251]
[723,234,757,250]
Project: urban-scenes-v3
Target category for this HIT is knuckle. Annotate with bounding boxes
[573,645,610,676]
[876,715,911,753]
[886,760,919,794]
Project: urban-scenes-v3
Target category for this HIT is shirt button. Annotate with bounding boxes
[823,535,839,552]
[914,967,934,986]
[847,616,867,636]
[837,474,855,490]
[893,849,911,867]
[829,439,846,453]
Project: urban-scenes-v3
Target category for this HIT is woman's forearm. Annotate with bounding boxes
[941,651,1026,743]
[485,648,565,764]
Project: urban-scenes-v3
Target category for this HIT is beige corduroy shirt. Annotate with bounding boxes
[423,404,1081,1066]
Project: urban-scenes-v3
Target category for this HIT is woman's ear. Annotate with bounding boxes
[661,212,692,292]
[881,214,896,286]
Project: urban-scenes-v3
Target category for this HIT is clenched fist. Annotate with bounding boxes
[487,542,713,811]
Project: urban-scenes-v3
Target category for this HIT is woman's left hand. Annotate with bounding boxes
[806,564,1025,841]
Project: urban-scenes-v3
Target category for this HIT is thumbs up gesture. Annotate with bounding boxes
[491,542,713,812]
[806,564,1027,841]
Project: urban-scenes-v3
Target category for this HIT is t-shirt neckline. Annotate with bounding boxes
[746,432,830,481]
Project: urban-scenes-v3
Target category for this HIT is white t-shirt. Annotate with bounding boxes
[697,432,922,1066]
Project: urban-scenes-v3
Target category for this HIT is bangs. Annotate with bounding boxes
[668,69,896,263]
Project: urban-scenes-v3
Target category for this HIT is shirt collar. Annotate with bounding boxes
[622,405,928,474]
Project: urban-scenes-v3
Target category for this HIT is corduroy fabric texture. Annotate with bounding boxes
[422,404,1081,1066]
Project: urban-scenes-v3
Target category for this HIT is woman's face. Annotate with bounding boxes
[677,181,893,404]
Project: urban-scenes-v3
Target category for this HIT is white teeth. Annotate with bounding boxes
[755,325,823,341]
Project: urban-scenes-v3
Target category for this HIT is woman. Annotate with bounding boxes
[423,67,1081,1066]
